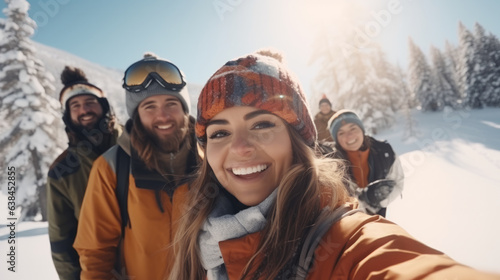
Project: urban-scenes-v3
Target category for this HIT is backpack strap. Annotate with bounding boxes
[294,206,362,280]
[115,146,130,236]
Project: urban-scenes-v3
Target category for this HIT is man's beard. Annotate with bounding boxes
[72,114,109,142]
[130,113,189,170]
[75,112,101,130]
[147,117,187,153]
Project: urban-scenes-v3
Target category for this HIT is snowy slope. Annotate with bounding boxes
[0,107,499,279]
[381,108,500,274]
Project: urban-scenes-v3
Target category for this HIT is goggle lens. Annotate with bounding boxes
[124,60,184,87]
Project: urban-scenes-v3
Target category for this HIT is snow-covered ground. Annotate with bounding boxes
[0,107,499,279]
[382,107,500,274]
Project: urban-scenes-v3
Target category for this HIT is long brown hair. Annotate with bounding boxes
[169,124,351,280]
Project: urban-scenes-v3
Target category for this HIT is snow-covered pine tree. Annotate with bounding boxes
[443,40,462,108]
[310,29,399,134]
[467,22,492,109]
[475,23,500,107]
[336,45,381,134]
[457,21,478,109]
[407,37,437,111]
[0,0,65,221]
[371,45,403,116]
[484,32,500,107]
[308,26,342,112]
[444,40,459,75]
[430,45,457,110]
[396,64,419,141]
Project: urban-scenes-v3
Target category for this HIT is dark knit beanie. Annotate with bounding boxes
[319,94,331,107]
[124,53,190,117]
[59,66,105,111]
[196,50,317,146]
[328,109,365,142]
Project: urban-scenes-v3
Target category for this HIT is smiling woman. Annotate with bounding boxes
[328,109,404,217]
[168,49,500,280]
[206,106,293,206]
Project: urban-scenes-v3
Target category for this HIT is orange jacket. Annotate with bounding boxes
[346,148,370,188]
[218,210,500,279]
[73,146,190,280]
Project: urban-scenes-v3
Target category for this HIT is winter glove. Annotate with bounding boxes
[363,179,396,209]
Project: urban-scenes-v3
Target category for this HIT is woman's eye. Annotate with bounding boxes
[253,121,275,130]
[208,130,230,139]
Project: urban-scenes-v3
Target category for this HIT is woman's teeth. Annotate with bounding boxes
[347,139,357,144]
[232,164,268,175]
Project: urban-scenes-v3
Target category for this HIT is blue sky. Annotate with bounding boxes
[2,0,500,96]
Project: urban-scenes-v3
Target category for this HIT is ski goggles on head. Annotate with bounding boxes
[122,59,186,92]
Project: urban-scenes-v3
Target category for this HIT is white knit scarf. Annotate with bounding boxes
[198,189,277,280]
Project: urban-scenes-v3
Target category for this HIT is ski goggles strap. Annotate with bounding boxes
[122,59,186,92]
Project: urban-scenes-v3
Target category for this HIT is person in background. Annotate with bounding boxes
[47,66,122,280]
[313,94,336,143]
[74,53,199,279]
[169,50,500,279]
[328,109,403,217]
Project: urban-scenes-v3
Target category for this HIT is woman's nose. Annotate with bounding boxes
[230,131,256,158]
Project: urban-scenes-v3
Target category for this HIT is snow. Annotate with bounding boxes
[380,108,500,274]
[0,107,499,278]
[7,0,30,14]
[12,98,28,108]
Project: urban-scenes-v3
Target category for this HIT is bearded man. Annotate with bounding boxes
[74,54,199,279]
[47,66,122,280]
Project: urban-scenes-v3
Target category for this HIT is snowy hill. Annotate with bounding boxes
[1,107,499,279]
[33,41,203,122]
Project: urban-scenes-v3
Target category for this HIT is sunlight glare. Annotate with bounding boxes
[294,0,371,39]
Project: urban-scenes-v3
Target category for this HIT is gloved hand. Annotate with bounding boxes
[363,179,396,209]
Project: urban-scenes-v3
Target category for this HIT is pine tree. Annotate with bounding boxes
[310,29,399,134]
[457,21,479,108]
[338,46,380,134]
[371,45,403,114]
[309,26,342,112]
[0,0,65,221]
[430,45,459,110]
[444,40,459,74]
[468,22,491,109]
[486,33,500,107]
[407,38,437,111]
[443,40,462,108]
[395,63,419,141]
[477,24,500,107]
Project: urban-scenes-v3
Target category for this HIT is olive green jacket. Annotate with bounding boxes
[47,126,122,280]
